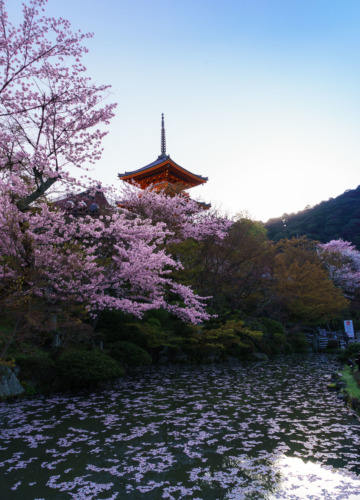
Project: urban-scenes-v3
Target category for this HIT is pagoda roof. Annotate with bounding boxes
[118,154,208,187]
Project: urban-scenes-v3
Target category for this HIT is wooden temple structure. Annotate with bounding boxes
[54,188,110,216]
[118,114,208,196]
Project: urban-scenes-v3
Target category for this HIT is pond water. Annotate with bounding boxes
[1,354,360,499]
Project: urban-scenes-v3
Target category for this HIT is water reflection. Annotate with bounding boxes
[1,355,360,498]
[270,455,360,499]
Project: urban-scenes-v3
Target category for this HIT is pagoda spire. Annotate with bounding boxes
[160,113,166,157]
[118,113,209,194]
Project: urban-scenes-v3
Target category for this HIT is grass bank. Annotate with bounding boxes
[340,365,360,399]
[337,365,360,416]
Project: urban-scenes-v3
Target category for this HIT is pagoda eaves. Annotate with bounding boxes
[118,155,208,191]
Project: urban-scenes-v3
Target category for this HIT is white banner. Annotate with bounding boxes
[344,320,355,338]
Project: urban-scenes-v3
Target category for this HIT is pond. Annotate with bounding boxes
[1,354,360,499]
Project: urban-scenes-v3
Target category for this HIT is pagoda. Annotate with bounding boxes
[118,114,208,195]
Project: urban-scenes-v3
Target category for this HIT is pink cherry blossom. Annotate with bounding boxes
[0,0,116,211]
[118,185,231,243]
[0,190,212,322]
[317,239,360,295]
[0,1,234,329]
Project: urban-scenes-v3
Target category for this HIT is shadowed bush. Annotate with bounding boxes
[338,343,360,362]
[57,350,124,389]
[102,322,150,348]
[287,332,309,353]
[107,341,152,367]
[227,340,256,359]
[259,318,285,335]
[16,353,57,391]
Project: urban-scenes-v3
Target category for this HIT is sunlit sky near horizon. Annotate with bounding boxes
[8,0,360,222]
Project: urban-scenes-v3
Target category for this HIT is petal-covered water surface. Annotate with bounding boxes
[1,354,360,499]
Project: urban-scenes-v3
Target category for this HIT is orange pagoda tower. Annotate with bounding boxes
[118,114,208,195]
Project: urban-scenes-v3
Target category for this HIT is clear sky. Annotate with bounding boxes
[8,0,360,221]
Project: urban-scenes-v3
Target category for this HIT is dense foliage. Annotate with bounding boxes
[169,222,348,325]
[57,350,124,389]
[106,341,152,367]
[270,238,349,323]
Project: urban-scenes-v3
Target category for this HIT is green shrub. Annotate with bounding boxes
[16,353,57,384]
[227,340,255,359]
[57,350,124,389]
[107,341,152,367]
[257,342,272,356]
[145,318,162,328]
[287,332,309,353]
[140,321,171,348]
[260,318,285,335]
[243,319,286,356]
[261,332,287,355]
[96,310,133,330]
[284,342,294,354]
[182,320,262,362]
[143,309,170,324]
[273,332,286,345]
[21,381,37,396]
[101,322,149,347]
[338,343,360,362]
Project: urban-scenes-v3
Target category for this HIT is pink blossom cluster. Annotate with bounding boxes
[0,0,116,210]
[317,239,360,294]
[0,1,233,324]
[0,189,212,322]
[119,185,232,243]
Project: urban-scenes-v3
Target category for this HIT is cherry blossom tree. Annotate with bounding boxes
[317,239,360,295]
[0,191,211,323]
[0,0,116,211]
[0,1,233,358]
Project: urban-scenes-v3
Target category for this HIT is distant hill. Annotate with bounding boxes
[265,185,360,248]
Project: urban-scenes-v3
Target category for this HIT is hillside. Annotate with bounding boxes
[265,185,360,248]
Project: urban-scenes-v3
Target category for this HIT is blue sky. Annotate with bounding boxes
[8,0,360,221]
